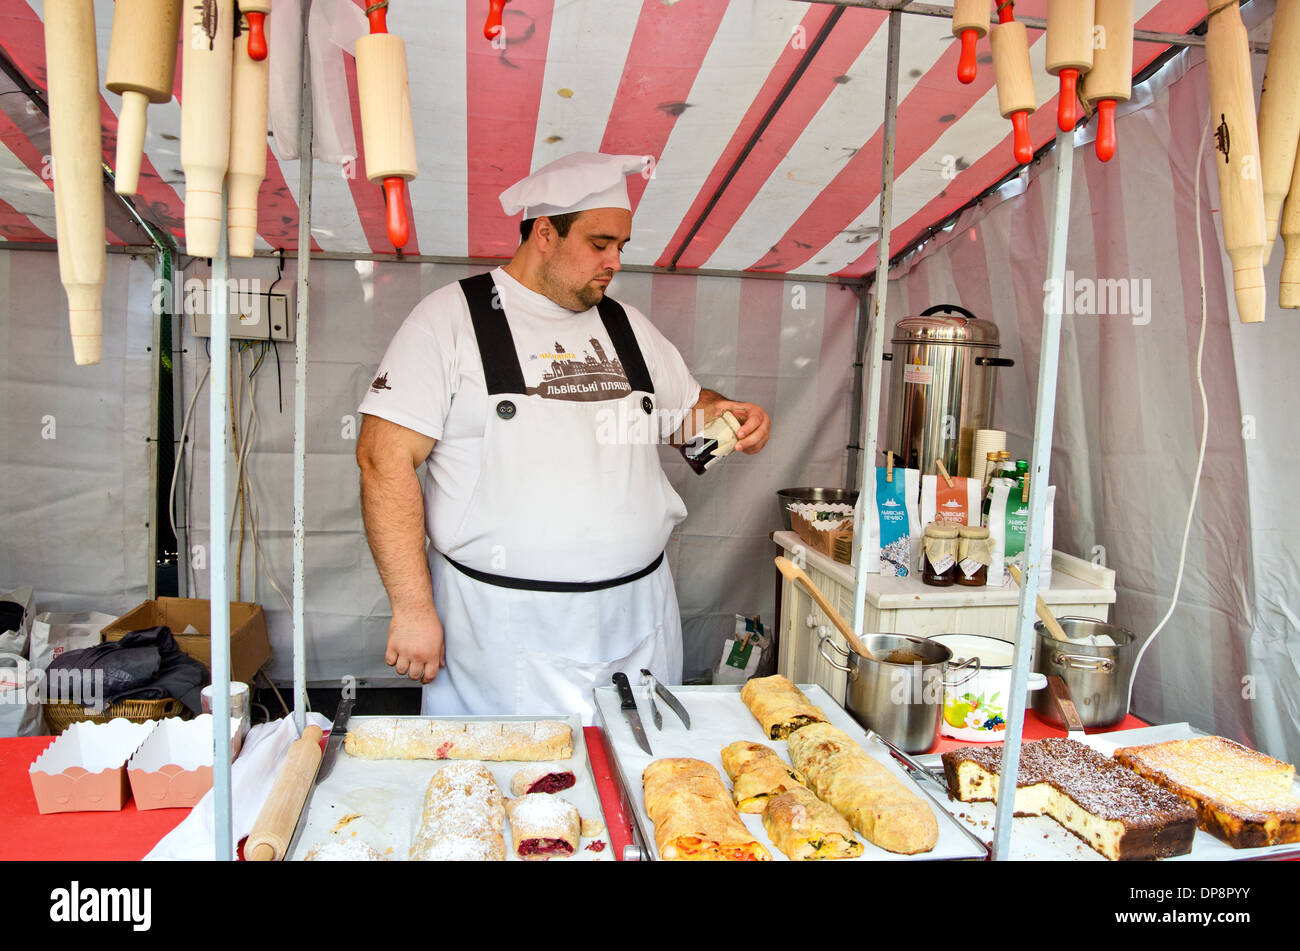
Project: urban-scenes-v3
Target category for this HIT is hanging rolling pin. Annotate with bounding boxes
[106,0,181,197]
[1044,0,1093,132]
[228,5,270,258]
[951,0,990,85]
[990,2,1037,165]
[1082,0,1134,162]
[181,0,234,258]
[44,0,105,366]
[356,1,418,250]
[245,725,324,861]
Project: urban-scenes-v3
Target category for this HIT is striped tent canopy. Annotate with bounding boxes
[0,0,1206,277]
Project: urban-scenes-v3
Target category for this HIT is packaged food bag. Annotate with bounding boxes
[29,611,114,672]
[921,475,982,527]
[0,585,35,658]
[862,466,921,576]
[987,482,1055,586]
[713,616,768,685]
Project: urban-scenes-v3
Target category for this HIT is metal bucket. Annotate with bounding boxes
[819,632,979,753]
[1031,617,1137,729]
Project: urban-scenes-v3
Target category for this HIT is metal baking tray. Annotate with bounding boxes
[594,683,988,861]
[285,714,612,861]
[914,722,1300,861]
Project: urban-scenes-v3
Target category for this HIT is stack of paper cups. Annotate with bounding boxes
[971,429,1007,483]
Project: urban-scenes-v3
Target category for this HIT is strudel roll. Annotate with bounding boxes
[720,741,806,813]
[505,794,582,860]
[642,758,771,861]
[787,723,938,855]
[510,764,577,796]
[1113,736,1300,849]
[762,786,864,860]
[740,675,829,740]
[345,718,573,761]
[409,762,506,861]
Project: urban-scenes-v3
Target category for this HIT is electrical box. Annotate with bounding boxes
[188,283,294,342]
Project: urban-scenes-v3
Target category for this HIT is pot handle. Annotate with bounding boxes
[821,636,851,658]
[920,303,978,322]
[974,356,1015,367]
[941,655,980,688]
[1051,652,1114,673]
[818,634,856,676]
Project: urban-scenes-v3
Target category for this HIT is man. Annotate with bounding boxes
[356,152,770,721]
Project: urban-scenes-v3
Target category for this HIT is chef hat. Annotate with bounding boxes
[499,152,649,219]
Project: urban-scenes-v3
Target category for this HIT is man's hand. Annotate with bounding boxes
[385,601,446,684]
[691,389,772,454]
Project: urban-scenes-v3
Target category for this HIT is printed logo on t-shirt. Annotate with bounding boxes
[370,372,392,392]
[523,336,631,402]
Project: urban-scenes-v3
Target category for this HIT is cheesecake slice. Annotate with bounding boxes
[942,738,1196,860]
[1114,736,1300,849]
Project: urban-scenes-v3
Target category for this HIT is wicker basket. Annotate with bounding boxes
[43,697,185,735]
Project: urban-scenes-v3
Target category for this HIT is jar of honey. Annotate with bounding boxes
[921,522,960,586]
[957,526,991,587]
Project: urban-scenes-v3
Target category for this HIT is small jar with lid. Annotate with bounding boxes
[921,522,960,586]
[956,526,991,587]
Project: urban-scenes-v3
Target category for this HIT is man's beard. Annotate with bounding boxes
[540,261,604,311]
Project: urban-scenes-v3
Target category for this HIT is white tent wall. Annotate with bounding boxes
[177,257,858,686]
[883,23,1298,763]
[0,249,153,614]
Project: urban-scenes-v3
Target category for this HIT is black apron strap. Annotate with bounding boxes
[597,296,655,394]
[459,272,526,396]
[443,551,665,593]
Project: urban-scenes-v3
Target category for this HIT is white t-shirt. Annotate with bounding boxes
[358,267,702,575]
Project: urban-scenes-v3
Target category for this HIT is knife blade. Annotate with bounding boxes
[612,672,652,755]
[639,669,663,730]
[641,668,691,730]
[317,697,353,782]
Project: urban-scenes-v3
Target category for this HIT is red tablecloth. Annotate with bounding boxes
[0,714,1146,860]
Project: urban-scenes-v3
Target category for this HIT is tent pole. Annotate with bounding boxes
[291,0,315,734]
[850,9,901,643]
[991,127,1075,860]
[209,187,234,861]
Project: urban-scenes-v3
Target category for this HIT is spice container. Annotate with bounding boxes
[956,526,991,587]
[921,522,960,586]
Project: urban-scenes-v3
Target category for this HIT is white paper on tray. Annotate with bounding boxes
[286,714,611,862]
[593,684,986,862]
[916,721,1300,861]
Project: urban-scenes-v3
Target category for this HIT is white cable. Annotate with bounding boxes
[171,359,211,597]
[1128,104,1213,695]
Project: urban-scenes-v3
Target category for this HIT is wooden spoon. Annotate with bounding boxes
[774,556,876,661]
[1007,563,1069,641]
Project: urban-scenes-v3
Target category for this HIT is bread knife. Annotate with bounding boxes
[641,668,691,730]
[612,672,653,755]
[316,697,353,782]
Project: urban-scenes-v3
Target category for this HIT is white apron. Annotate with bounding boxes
[420,273,686,724]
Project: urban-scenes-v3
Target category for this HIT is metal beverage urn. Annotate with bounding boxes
[884,305,1014,478]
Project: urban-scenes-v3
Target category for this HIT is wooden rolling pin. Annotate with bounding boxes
[1205,0,1267,324]
[1257,0,1300,266]
[245,724,323,861]
[228,7,270,258]
[181,0,234,258]
[241,0,271,61]
[1082,0,1134,162]
[356,2,417,249]
[952,0,989,85]
[44,0,105,366]
[1281,151,1300,306]
[106,0,181,196]
[990,3,1036,165]
[1045,0,1093,131]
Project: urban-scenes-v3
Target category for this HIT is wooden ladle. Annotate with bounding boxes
[774,556,876,661]
[1007,563,1069,641]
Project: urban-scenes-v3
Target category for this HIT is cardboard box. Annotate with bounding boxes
[127,714,241,809]
[101,598,271,685]
[29,718,157,813]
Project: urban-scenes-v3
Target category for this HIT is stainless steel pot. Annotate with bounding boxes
[884,304,1013,478]
[1031,617,1136,729]
[819,632,979,753]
